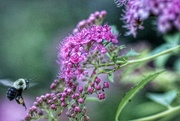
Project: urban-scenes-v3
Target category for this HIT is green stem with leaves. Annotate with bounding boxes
[114,45,180,121]
[115,71,164,121]
[100,45,180,68]
[130,106,180,121]
[120,45,180,68]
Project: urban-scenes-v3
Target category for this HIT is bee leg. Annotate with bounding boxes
[23,102,27,110]
[15,95,27,110]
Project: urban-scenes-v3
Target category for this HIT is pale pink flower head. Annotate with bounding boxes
[116,0,180,37]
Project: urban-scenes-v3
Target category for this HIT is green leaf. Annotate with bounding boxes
[106,52,112,59]
[174,58,180,71]
[154,54,171,68]
[86,97,100,102]
[146,90,177,107]
[118,45,126,50]
[115,71,164,121]
[150,43,176,56]
[126,49,140,57]
[104,68,113,72]
[164,32,180,45]
[108,73,114,83]
[110,25,119,35]
[116,56,128,62]
[151,43,177,68]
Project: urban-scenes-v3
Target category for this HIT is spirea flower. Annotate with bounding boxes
[25,11,118,121]
[58,24,118,81]
[56,22,118,120]
[115,0,180,37]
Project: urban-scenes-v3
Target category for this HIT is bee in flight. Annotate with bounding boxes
[0,78,36,110]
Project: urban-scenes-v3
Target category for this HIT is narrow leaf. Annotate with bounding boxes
[146,90,177,107]
[116,56,128,61]
[118,45,126,50]
[104,68,113,72]
[108,73,114,83]
[164,32,180,44]
[106,52,112,59]
[110,25,119,35]
[150,43,176,56]
[86,97,100,102]
[115,71,164,121]
[174,58,180,71]
[126,49,140,57]
[151,43,178,68]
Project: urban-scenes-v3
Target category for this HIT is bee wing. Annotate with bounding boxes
[0,79,14,87]
[29,83,37,88]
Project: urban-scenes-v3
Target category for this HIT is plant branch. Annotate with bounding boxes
[120,45,180,68]
[130,106,180,121]
[99,45,180,68]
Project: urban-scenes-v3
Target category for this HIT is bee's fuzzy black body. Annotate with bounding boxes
[6,87,23,101]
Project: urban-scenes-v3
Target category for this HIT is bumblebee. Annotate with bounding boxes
[0,78,36,110]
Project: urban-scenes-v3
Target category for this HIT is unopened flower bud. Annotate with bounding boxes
[103,82,109,88]
[78,86,83,93]
[87,87,94,94]
[51,104,56,110]
[31,106,37,112]
[95,77,101,84]
[98,92,105,100]
[95,85,101,91]
[82,115,89,121]
[25,114,31,120]
[61,102,67,107]
[78,98,84,104]
[74,106,80,113]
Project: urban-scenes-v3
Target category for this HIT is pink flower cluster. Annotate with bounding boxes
[25,11,119,121]
[58,24,118,81]
[73,10,107,34]
[54,23,118,120]
[115,0,180,37]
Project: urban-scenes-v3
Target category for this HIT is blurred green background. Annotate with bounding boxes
[0,0,179,121]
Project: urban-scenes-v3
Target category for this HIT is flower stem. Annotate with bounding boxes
[99,45,180,68]
[130,106,180,121]
[120,45,180,68]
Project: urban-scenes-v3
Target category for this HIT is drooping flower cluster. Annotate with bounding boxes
[115,0,180,37]
[73,10,107,34]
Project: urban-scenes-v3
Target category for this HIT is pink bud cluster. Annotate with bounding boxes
[25,93,58,121]
[60,76,110,119]
[73,10,107,34]
[87,77,110,100]
[25,77,110,120]
[25,91,88,120]
[50,78,65,92]
[115,0,180,37]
